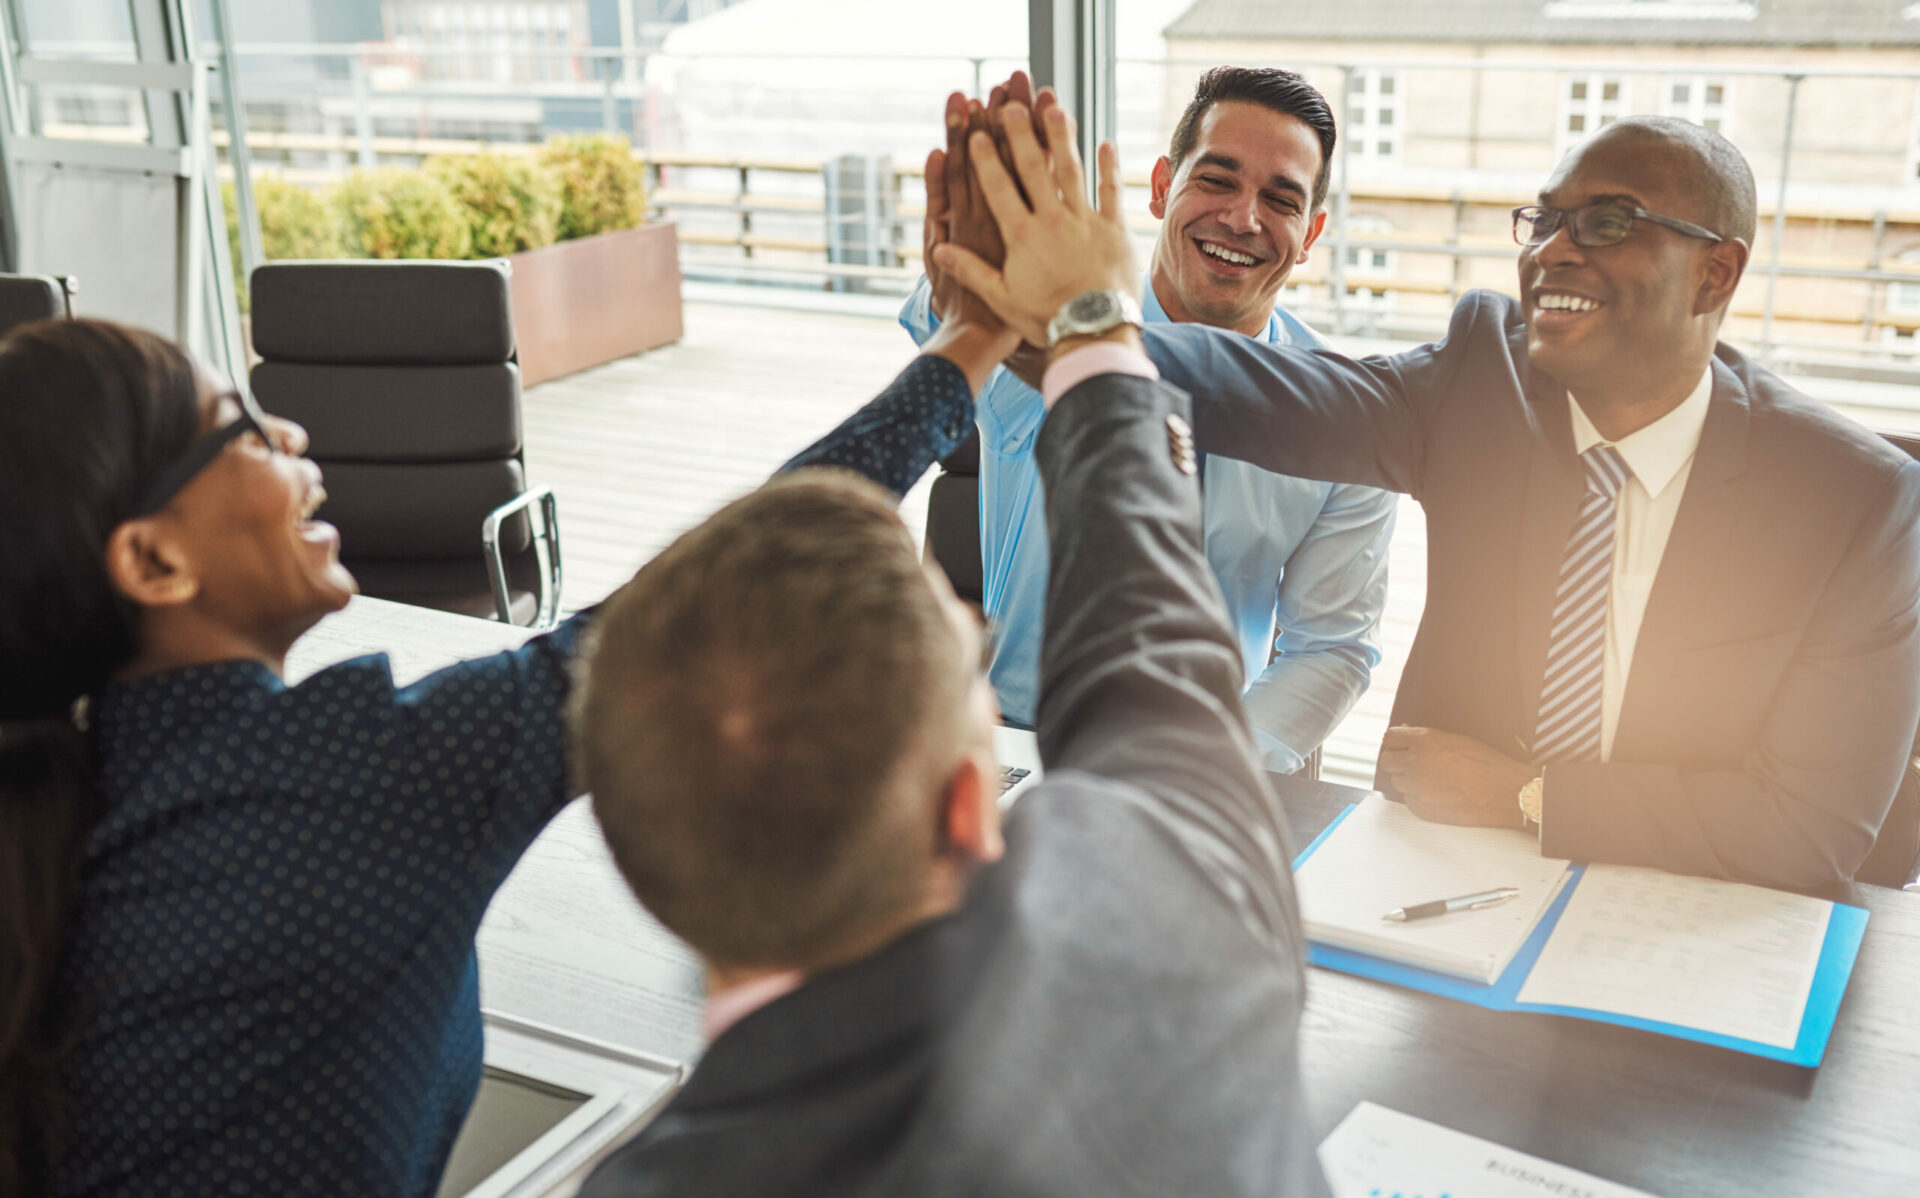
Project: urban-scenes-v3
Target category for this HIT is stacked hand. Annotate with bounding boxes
[919,72,1139,387]
[933,86,1138,353]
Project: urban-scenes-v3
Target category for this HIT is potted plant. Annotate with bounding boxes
[233,135,683,385]
[505,134,682,386]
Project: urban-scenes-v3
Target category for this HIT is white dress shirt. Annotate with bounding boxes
[1566,366,1714,760]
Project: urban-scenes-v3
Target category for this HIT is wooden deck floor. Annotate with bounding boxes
[520,295,1899,789]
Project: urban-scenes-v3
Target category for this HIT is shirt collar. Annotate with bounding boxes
[702,970,804,1043]
[1567,365,1714,500]
[1141,272,1284,342]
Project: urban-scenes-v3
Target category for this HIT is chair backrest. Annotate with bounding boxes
[923,428,983,605]
[0,272,72,338]
[249,261,530,563]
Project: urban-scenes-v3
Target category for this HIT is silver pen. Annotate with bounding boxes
[1383,886,1522,923]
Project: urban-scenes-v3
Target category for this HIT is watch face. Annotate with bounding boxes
[1068,291,1117,324]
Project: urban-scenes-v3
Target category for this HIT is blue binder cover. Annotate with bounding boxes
[1291,804,1868,1067]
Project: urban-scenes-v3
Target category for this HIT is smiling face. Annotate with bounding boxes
[1148,100,1328,336]
[1520,127,1742,405]
[156,374,357,640]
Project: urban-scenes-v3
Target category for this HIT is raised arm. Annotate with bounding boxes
[1141,292,1500,499]
[939,94,1296,910]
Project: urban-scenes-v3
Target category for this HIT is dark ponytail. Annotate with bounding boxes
[0,319,201,1194]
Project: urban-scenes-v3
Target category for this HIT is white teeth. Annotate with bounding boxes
[1200,241,1258,267]
[1537,292,1600,313]
[299,489,326,521]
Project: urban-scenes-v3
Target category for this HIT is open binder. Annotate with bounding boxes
[1292,799,1868,1067]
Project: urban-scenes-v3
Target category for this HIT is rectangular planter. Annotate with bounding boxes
[507,220,684,387]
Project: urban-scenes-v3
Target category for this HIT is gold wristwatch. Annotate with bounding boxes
[1517,775,1545,827]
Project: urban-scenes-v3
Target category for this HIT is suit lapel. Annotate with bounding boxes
[1511,359,1584,756]
[1611,359,1752,758]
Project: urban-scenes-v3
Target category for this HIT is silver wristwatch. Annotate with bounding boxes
[1046,289,1144,348]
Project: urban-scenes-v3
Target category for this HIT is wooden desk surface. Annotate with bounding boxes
[1273,774,1920,1197]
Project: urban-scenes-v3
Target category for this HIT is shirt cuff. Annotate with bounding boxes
[1040,342,1159,410]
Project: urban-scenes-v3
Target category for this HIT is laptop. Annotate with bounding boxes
[993,725,1043,811]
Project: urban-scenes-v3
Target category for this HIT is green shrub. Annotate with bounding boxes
[538,134,647,242]
[427,151,562,258]
[221,176,345,311]
[255,176,344,261]
[334,166,474,260]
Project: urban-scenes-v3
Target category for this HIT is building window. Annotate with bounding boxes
[1347,69,1402,164]
[1344,214,1396,279]
[1561,74,1626,154]
[1663,76,1729,136]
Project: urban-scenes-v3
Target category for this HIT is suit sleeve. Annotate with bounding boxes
[1142,292,1495,498]
[1033,373,1296,940]
[1543,458,1920,892]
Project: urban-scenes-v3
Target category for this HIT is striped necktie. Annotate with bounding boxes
[1532,444,1630,764]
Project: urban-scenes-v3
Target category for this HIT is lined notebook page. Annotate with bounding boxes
[1295,796,1572,983]
[1515,864,1830,1049]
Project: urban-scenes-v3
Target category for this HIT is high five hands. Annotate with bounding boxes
[919,72,1139,390]
[933,83,1139,356]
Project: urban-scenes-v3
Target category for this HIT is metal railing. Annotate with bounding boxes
[22,39,1920,373]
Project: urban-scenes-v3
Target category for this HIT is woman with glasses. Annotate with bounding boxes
[0,303,999,1188]
[0,318,595,1198]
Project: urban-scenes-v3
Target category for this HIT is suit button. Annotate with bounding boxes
[1166,412,1197,475]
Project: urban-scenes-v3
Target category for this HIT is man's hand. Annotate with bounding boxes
[921,91,1021,393]
[1378,726,1535,829]
[925,94,1007,335]
[933,101,1138,349]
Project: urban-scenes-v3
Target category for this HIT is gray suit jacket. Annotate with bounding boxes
[580,359,1325,1196]
[1146,290,1920,892]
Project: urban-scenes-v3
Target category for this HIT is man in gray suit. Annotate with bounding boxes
[945,111,1920,893]
[572,95,1325,1196]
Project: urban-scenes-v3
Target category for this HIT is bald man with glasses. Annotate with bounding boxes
[955,114,1920,891]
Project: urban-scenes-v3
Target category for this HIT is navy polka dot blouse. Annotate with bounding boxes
[55,616,588,1197]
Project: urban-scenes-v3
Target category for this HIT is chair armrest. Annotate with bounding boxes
[481,486,563,630]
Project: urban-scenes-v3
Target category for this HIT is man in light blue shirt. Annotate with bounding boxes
[902,67,1394,772]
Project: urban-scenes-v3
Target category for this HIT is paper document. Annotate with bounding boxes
[1319,1101,1659,1198]
[1515,864,1830,1049]
[478,799,707,1064]
[1294,796,1571,982]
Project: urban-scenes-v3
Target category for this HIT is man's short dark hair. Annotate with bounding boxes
[1602,116,1758,246]
[572,469,970,971]
[1167,66,1337,212]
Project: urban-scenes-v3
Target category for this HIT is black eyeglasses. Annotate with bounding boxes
[1512,202,1726,249]
[129,390,273,517]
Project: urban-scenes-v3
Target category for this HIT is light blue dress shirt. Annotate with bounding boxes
[900,279,1395,771]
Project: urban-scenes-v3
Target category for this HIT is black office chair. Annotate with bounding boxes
[249,260,561,629]
[0,272,74,336]
[1858,430,1920,889]
[923,428,983,606]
